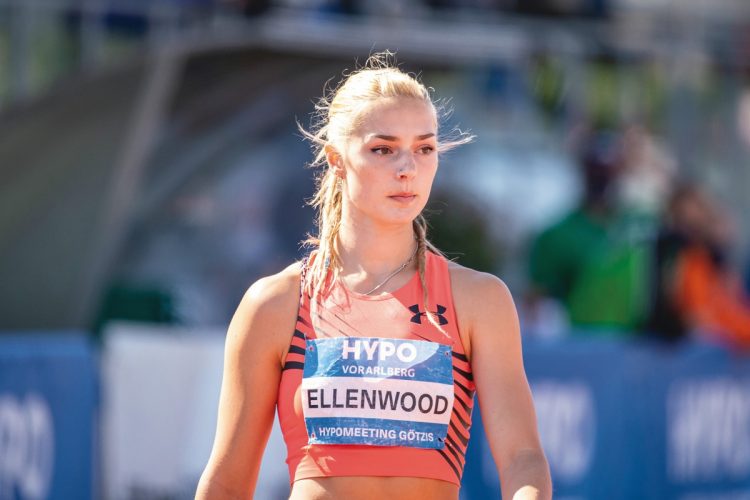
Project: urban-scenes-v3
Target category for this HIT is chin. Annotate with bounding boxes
[376,209,423,227]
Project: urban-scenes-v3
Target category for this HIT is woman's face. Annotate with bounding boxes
[337,97,439,227]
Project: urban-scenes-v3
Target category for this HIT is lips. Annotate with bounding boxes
[389,193,416,203]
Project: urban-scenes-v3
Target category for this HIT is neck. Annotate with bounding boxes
[337,220,417,274]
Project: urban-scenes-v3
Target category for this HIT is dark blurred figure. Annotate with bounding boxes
[647,182,750,349]
[221,0,272,17]
[512,0,609,18]
[525,128,653,336]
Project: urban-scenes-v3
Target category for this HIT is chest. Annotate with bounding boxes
[306,286,455,345]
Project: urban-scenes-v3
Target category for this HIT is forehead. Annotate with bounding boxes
[351,97,437,138]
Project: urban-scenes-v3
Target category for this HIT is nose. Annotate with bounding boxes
[396,153,417,179]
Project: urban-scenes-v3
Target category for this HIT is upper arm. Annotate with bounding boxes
[452,268,544,471]
[197,264,301,498]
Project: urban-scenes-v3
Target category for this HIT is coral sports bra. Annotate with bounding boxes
[276,251,476,486]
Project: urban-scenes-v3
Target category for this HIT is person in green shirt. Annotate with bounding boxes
[527,130,651,336]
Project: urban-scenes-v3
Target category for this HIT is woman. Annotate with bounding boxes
[650,182,750,347]
[196,52,551,500]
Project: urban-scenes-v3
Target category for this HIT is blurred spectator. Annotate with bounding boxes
[648,182,750,349]
[617,126,677,218]
[525,128,654,336]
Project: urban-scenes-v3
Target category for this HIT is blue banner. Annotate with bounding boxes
[0,333,98,500]
[461,338,750,500]
[6,331,750,499]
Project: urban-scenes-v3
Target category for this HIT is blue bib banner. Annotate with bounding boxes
[301,337,454,449]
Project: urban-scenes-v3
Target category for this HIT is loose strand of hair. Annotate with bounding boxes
[304,169,343,301]
[413,216,450,337]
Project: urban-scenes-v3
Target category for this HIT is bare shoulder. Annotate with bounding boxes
[447,259,518,360]
[241,261,302,314]
[447,259,515,313]
[227,261,302,367]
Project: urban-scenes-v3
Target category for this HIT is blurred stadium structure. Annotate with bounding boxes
[2,1,750,499]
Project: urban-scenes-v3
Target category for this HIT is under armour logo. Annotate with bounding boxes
[408,304,448,325]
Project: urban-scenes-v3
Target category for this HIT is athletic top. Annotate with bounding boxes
[276,250,476,486]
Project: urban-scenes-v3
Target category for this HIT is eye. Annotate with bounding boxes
[418,145,435,154]
[371,146,392,155]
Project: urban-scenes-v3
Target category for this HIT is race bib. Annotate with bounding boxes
[301,337,454,449]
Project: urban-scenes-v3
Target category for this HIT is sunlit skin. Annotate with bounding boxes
[338,97,438,226]
[329,96,440,291]
[195,96,551,500]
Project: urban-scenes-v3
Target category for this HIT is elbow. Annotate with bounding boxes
[499,448,553,500]
[196,469,251,500]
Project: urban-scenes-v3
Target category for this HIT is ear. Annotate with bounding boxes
[324,144,346,179]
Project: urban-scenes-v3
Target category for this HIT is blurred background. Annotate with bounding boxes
[2,0,750,498]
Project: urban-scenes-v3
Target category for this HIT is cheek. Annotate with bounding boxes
[419,161,439,187]
[346,157,384,188]
[343,168,378,205]
[345,181,363,205]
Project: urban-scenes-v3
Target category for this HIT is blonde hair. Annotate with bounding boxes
[297,50,474,328]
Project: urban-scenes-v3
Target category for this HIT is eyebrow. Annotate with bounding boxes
[369,133,436,141]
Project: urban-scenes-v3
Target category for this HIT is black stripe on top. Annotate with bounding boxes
[293,329,305,340]
[452,351,469,363]
[288,345,306,356]
[455,379,473,398]
[453,364,473,382]
[283,361,304,371]
[446,434,465,458]
[453,407,471,431]
[443,438,464,467]
[449,420,470,446]
[436,448,461,481]
[453,393,472,414]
